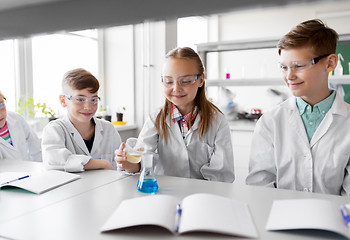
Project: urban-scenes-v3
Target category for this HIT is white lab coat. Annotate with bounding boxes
[0,111,42,162]
[246,92,350,195]
[138,110,235,182]
[42,115,121,172]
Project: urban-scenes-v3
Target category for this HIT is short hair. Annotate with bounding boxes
[277,19,339,56]
[62,68,99,93]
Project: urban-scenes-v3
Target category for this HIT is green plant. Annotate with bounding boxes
[18,96,36,118]
[17,96,56,119]
[36,102,56,118]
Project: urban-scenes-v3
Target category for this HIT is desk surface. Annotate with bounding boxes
[0,160,127,224]
[0,160,349,240]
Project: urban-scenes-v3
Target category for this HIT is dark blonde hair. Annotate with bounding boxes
[155,47,221,141]
[62,68,100,93]
[277,19,339,56]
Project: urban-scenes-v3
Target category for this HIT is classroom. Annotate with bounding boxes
[1,0,350,239]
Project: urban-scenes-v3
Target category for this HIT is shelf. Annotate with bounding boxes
[205,75,350,87]
[206,78,283,86]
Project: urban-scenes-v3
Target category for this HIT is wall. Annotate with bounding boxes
[103,25,134,123]
[208,0,350,113]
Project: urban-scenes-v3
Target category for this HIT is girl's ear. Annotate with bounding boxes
[326,53,338,72]
[198,74,205,87]
[59,94,67,107]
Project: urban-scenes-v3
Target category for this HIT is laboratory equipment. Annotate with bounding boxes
[137,154,158,194]
[125,138,144,163]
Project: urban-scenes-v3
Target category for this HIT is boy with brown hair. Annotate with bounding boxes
[42,68,121,172]
[246,19,350,195]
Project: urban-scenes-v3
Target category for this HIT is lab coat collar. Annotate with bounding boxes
[282,98,310,147]
[282,91,348,147]
[63,115,99,155]
[0,118,16,150]
[310,91,347,147]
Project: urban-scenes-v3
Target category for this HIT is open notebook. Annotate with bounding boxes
[266,199,350,239]
[101,193,258,238]
[0,170,80,194]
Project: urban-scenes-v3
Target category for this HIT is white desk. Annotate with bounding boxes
[0,160,127,224]
[0,162,349,240]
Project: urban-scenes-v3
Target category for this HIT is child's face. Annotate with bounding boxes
[0,96,7,129]
[60,87,99,126]
[162,58,204,115]
[279,47,334,105]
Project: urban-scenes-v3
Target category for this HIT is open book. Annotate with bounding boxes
[101,193,258,238]
[266,199,350,239]
[0,170,80,194]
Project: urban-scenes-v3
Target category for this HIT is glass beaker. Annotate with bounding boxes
[125,138,144,163]
[137,154,158,194]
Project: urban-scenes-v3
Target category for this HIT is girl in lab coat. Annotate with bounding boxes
[0,91,42,161]
[116,47,235,182]
[41,68,122,172]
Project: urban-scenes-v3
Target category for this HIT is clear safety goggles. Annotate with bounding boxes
[63,94,100,105]
[279,54,330,73]
[161,74,201,88]
[0,102,5,110]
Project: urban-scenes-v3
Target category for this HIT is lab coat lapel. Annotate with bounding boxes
[4,117,19,150]
[64,116,90,155]
[167,117,186,147]
[185,114,200,143]
[286,98,310,146]
[90,117,102,155]
[310,92,345,147]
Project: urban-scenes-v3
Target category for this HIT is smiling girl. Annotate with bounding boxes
[116,47,235,182]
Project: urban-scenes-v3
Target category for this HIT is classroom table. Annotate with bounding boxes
[0,159,127,224]
[0,160,349,240]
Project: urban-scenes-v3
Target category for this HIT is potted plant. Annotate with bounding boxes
[18,96,36,118]
[116,106,126,122]
[36,101,57,121]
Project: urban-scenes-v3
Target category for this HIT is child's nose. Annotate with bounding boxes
[286,68,297,80]
[173,81,182,91]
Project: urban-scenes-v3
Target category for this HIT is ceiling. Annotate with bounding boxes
[0,0,65,12]
[0,0,329,40]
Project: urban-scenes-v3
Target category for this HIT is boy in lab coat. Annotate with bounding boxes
[246,19,350,195]
[0,91,42,161]
[41,68,121,172]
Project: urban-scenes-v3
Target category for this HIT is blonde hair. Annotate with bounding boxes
[155,47,221,142]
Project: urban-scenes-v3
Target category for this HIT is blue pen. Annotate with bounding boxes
[174,204,182,233]
[1,175,30,186]
[340,205,350,229]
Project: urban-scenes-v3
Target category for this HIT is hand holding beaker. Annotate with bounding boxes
[124,138,145,163]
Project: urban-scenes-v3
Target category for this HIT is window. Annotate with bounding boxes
[0,40,16,111]
[177,16,208,51]
[31,30,99,117]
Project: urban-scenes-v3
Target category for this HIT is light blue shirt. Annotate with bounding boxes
[296,90,336,142]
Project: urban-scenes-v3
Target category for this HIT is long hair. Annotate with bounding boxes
[155,47,221,142]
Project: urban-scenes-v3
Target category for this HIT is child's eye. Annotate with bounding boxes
[91,98,99,104]
[280,65,288,71]
[76,98,86,103]
[163,78,174,85]
[295,64,306,69]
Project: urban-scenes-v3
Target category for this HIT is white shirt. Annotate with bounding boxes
[0,111,42,162]
[138,110,235,183]
[246,92,350,195]
[42,115,121,172]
